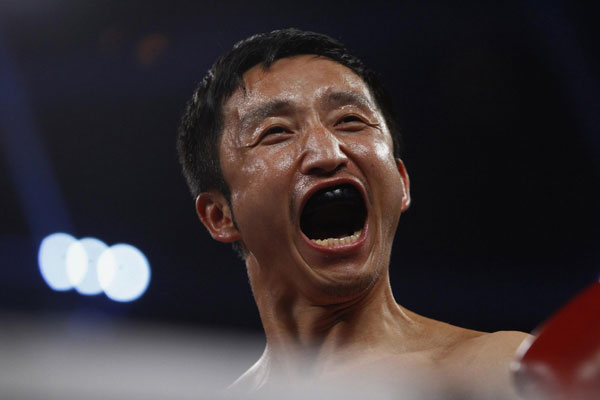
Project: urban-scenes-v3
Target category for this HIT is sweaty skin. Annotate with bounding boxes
[196,55,530,399]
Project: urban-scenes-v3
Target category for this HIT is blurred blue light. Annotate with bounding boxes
[67,237,107,295]
[97,243,150,302]
[38,232,77,291]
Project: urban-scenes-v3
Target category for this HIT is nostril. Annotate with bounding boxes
[307,163,346,176]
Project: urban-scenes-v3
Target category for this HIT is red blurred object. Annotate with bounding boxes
[512,281,600,400]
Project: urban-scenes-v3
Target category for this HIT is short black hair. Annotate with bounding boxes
[177,28,402,200]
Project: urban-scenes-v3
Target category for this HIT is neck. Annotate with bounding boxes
[248,259,419,382]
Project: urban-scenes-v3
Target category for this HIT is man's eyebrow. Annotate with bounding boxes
[324,91,376,111]
[239,99,294,131]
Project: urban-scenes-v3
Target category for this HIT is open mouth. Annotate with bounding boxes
[300,184,367,247]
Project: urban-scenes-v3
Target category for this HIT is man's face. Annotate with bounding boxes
[216,55,409,301]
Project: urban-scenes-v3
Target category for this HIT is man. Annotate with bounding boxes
[178,29,530,399]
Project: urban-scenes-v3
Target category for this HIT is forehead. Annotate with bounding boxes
[222,55,374,120]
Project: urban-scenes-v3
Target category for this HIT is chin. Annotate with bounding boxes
[309,260,384,303]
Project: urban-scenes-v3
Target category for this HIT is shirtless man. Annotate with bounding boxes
[177,29,530,399]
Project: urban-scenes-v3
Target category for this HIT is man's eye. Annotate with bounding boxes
[264,126,288,135]
[338,115,363,123]
[336,115,367,130]
[257,126,292,145]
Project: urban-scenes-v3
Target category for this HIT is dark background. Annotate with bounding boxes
[0,0,598,335]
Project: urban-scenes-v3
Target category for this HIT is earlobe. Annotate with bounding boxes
[396,159,411,211]
[195,192,241,243]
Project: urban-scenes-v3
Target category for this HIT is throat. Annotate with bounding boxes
[261,303,409,383]
[257,280,404,360]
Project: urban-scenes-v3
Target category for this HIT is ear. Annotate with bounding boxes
[396,158,411,212]
[195,191,241,243]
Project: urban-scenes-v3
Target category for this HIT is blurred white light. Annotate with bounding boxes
[38,233,77,291]
[97,244,150,302]
[67,237,107,295]
[66,241,87,286]
[40,233,150,302]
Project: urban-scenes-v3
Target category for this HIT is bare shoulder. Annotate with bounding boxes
[442,330,533,399]
[453,330,533,368]
[455,330,531,354]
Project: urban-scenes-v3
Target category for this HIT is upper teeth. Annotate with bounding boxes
[310,230,362,247]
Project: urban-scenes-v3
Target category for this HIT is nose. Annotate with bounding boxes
[299,123,348,176]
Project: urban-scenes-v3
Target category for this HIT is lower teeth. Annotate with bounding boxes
[310,230,362,247]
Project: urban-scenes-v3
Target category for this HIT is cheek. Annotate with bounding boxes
[375,144,403,201]
[229,145,299,224]
[230,148,301,258]
[349,135,396,172]
[229,142,299,186]
[263,144,297,175]
[350,136,404,219]
[236,145,298,190]
[374,138,393,163]
[240,156,268,176]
